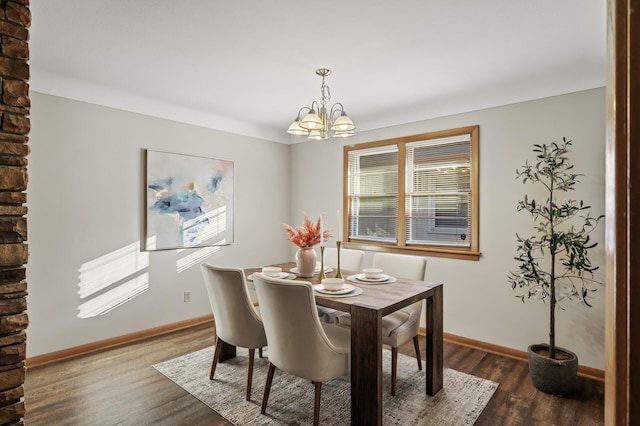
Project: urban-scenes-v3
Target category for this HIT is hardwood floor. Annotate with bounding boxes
[24,321,604,425]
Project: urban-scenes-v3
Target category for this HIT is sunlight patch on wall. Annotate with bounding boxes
[77,241,149,318]
[78,273,149,319]
[145,235,158,251]
[174,206,228,273]
[176,244,223,273]
[182,205,228,244]
[145,207,227,253]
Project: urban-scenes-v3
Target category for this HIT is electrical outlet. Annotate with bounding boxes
[183,291,191,303]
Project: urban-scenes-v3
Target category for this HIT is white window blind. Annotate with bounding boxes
[347,145,398,243]
[405,134,472,247]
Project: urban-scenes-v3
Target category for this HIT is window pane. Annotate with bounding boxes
[352,216,397,241]
[406,194,470,246]
[406,135,472,247]
[348,147,398,242]
[356,196,398,216]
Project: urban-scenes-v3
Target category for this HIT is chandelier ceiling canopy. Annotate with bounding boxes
[287,68,355,140]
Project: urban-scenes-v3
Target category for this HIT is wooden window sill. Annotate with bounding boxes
[343,241,481,261]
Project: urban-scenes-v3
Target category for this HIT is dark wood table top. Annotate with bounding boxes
[246,261,441,316]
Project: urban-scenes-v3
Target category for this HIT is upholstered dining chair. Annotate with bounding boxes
[337,252,427,396]
[252,273,351,426]
[317,247,365,323]
[323,247,365,273]
[200,263,267,401]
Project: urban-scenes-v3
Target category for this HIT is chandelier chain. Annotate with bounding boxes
[320,75,331,107]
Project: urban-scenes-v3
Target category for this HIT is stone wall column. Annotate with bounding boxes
[0,0,30,425]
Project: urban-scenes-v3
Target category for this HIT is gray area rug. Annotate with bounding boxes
[154,346,498,425]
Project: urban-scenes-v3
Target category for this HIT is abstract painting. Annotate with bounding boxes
[145,150,234,250]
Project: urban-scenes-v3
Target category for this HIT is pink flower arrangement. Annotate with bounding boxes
[282,214,333,248]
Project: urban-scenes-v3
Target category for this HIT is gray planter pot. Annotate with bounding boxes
[527,344,578,396]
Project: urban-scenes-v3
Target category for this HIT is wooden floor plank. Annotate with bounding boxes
[24,321,604,425]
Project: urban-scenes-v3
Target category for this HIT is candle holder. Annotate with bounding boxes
[319,245,326,281]
[335,241,343,279]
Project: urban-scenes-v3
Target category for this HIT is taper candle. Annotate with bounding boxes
[336,210,342,241]
[320,213,324,246]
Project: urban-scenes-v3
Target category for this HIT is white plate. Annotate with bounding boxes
[313,283,356,295]
[314,285,363,298]
[271,272,295,279]
[355,273,390,282]
[290,266,333,275]
[347,274,397,284]
[247,272,295,281]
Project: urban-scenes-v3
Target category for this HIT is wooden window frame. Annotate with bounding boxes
[342,125,480,261]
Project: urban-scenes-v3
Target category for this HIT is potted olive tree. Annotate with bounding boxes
[508,138,603,396]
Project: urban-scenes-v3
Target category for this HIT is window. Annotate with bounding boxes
[344,126,479,260]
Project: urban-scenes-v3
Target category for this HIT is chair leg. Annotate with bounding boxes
[413,335,423,371]
[210,337,224,380]
[259,347,263,358]
[246,348,255,401]
[391,346,398,396]
[313,381,322,426]
[261,362,276,414]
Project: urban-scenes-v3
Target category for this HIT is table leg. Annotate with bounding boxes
[218,339,237,362]
[425,285,444,395]
[350,304,382,426]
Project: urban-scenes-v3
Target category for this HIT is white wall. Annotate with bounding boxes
[27,89,606,369]
[27,93,292,357]
[290,88,606,369]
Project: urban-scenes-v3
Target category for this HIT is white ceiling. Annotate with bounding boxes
[29,1,607,144]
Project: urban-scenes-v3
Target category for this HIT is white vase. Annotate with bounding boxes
[295,246,317,278]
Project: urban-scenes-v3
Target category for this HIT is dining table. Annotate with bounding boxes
[224,261,443,426]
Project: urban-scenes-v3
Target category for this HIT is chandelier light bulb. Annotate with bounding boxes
[308,129,328,140]
[287,119,308,135]
[331,112,355,132]
[334,130,355,138]
[299,109,323,130]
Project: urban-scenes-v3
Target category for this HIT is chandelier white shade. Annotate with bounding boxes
[287,68,356,139]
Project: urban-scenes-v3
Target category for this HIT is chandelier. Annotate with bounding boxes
[287,68,356,139]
